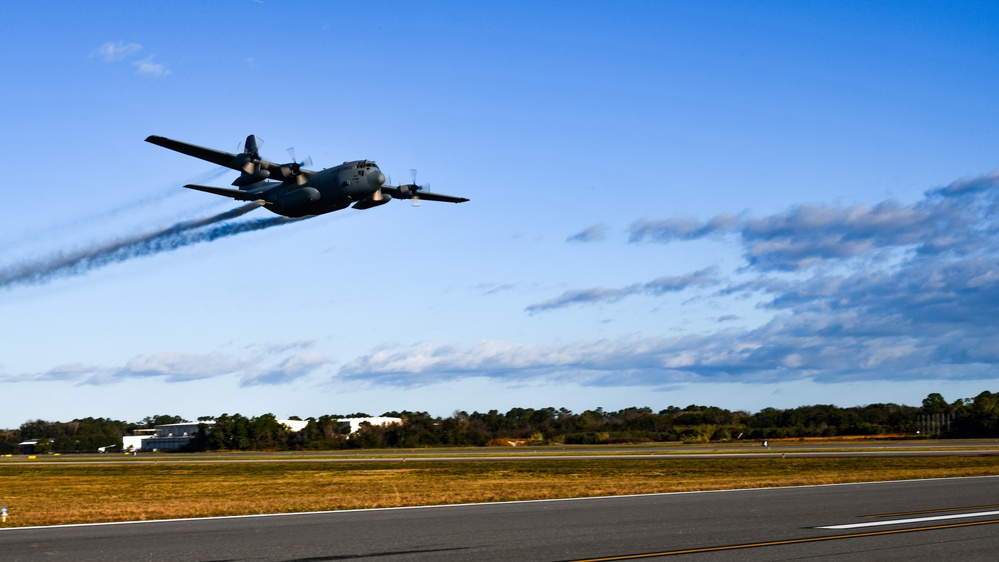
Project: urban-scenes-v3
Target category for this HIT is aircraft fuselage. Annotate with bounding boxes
[262,160,389,217]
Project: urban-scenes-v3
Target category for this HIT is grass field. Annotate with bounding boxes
[2,454,998,528]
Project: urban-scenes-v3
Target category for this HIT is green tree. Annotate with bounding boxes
[138,415,188,428]
[921,393,949,414]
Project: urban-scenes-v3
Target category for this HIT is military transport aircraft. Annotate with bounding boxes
[146,134,469,218]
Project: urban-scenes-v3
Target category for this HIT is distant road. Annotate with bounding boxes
[2,476,999,561]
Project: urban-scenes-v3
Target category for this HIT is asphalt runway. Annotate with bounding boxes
[2,476,998,561]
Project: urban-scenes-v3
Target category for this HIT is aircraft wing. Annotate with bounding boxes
[412,191,470,203]
[382,186,469,203]
[146,135,241,170]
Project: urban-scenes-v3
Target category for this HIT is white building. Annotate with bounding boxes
[338,417,403,434]
[125,421,215,452]
[120,417,402,452]
[122,428,156,452]
[279,419,309,432]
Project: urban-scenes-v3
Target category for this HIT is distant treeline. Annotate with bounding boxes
[3,391,998,454]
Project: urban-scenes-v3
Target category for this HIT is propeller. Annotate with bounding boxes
[283,147,313,185]
[286,147,313,169]
[409,169,424,207]
[238,135,264,157]
[236,135,265,174]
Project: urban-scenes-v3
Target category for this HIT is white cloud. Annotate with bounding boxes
[346,172,999,388]
[91,41,142,62]
[89,42,170,77]
[3,342,331,387]
[134,56,170,77]
[241,348,334,386]
[566,223,609,243]
[119,352,247,382]
[526,267,719,313]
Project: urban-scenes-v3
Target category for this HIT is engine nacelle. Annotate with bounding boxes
[352,192,392,210]
[396,184,421,199]
[277,187,321,210]
[231,168,270,187]
[278,164,297,178]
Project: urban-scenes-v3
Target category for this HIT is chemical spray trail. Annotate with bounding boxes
[70,166,233,227]
[4,167,233,248]
[0,202,303,290]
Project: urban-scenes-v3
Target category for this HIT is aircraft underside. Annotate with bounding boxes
[267,195,352,218]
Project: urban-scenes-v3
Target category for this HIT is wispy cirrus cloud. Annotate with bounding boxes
[629,172,999,271]
[629,214,741,244]
[338,339,675,387]
[525,267,720,313]
[1,341,334,387]
[477,282,516,296]
[566,223,608,243]
[90,41,170,77]
[242,348,333,386]
[134,56,170,77]
[350,170,999,389]
[340,295,999,388]
[90,41,142,62]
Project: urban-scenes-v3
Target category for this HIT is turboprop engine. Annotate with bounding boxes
[352,191,392,210]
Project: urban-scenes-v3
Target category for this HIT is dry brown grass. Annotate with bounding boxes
[1,456,997,527]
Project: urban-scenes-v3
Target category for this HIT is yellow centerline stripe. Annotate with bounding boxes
[571,518,999,561]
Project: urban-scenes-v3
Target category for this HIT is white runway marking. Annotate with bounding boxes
[819,510,999,530]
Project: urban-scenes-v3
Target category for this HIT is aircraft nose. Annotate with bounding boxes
[370,171,386,187]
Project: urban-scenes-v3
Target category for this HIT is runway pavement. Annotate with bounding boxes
[2,476,998,561]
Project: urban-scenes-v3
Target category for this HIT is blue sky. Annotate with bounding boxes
[2,1,999,427]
